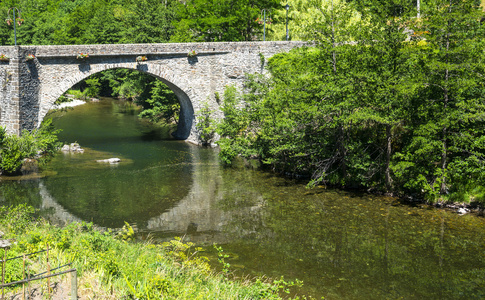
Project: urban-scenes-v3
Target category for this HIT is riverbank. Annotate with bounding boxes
[0,205,307,300]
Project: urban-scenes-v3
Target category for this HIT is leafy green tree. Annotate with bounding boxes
[393,0,485,200]
[171,0,281,42]
[345,1,417,192]
[302,0,364,186]
[0,0,179,45]
[216,85,253,164]
[138,80,180,124]
[196,101,217,146]
[84,77,101,98]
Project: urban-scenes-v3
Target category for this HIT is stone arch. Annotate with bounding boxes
[39,64,195,140]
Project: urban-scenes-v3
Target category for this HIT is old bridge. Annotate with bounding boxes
[0,41,304,143]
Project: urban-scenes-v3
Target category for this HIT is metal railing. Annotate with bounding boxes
[0,246,77,300]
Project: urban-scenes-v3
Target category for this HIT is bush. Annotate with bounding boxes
[0,120,61,175]
[84,77,101,98]
[196,101,217,146]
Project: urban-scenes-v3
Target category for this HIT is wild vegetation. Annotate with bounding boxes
[0,204,308,299]
[0,0,283,45]
[0,120,61,175]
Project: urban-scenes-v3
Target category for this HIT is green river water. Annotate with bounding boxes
[1,98,485,299]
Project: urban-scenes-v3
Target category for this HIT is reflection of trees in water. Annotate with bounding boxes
[0,180,43,207]
[211,171,485,299]
[257,191,485,299]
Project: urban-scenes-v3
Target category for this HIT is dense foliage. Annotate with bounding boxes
[216,0,485,203]
[0,119,61,175]
[0,0,289,45]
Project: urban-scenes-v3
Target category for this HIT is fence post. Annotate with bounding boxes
[27,265,31,300]
[70,269,77,300]
[46,244,51,298]
[1,247,8,300]
[22,254,25,300]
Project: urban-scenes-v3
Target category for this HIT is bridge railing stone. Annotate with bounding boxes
[0,41,306,57]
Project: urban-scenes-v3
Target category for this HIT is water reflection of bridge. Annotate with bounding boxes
[40,147,264,244]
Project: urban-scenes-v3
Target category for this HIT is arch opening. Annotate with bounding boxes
[42,67,194,141]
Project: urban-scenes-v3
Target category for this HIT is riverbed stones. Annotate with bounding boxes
[61,143,84,153]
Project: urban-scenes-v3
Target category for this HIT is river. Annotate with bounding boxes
[1,98,485,299]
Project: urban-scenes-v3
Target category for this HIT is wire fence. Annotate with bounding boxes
[0,245,77,300]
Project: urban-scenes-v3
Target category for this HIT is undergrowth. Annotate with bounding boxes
[0,204,313,299]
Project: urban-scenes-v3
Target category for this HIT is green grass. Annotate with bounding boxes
[0,205,311,300]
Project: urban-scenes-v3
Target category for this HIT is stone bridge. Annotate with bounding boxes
[0,41,304,143]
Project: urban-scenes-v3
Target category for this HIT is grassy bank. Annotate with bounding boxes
[0,205,309,299]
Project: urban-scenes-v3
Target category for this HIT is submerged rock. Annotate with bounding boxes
[96,158,121,164]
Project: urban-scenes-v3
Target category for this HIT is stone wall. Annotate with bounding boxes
[0,41,306,142]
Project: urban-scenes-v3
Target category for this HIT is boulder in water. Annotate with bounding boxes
[96,158,121,164]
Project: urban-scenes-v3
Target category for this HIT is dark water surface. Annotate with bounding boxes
[1,99,485,299]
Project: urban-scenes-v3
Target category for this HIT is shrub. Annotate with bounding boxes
[0,120,61,175]
[196,101,217,146]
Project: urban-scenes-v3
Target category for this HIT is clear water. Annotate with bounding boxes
[1,98,485,299]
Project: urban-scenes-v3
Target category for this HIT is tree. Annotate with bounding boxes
[347,1,417,192]
[171,0,281,42]
[138,80,180,124]
[393,0,485,200]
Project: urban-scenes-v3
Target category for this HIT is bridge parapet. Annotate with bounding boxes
[0,41,305,57]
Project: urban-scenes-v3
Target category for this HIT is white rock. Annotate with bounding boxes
[96,158,121,164]
[0,240,11,248]
[70,143,81,151]
[457,208,468,215]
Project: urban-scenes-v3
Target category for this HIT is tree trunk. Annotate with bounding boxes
[440,3,451,195]
[385,124,393,193]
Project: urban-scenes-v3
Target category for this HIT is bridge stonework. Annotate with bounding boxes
[0,42,304,143]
